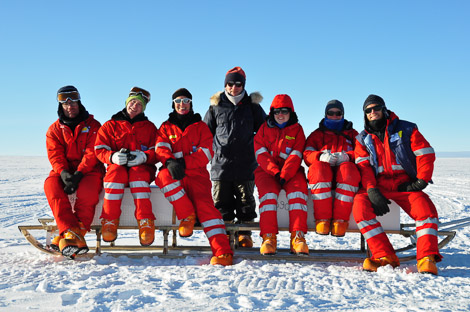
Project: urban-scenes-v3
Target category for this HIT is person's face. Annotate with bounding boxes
[174,96,192,115]
[225,81,244,96]
[61,99,80,118]
[365,104,384,121]
[326,108,343,120]
[127,99,143,119]
[273,108,291,124]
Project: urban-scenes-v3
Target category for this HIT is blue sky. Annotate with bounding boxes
[1,1,469,156]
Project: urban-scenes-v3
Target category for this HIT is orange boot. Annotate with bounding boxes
[315,219,331,235]
[210,253,233,266]
[101,219,119,242]
[290,231,309,255]
[363,254,400,272]
[331,220,349,237]
[138,219,155,246]
[238,234,253,248]
[179,213,196,237]
[59,228,85,259]
[76,221,89,255]
[417,256,438,275]
[50,234,62,252]
[260,233,277,255]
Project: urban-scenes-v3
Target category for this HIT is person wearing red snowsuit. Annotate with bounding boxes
[155,88,233,266]
[94,87,158,245]
[254,94,309,255]
[304,100,360,237]
[44,85,104,257]
[353,94,441,274]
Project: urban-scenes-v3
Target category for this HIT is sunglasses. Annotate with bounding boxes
[173,98,192,104]
[129,87,151,102]
[57,91,80,103]
[226,81,243,88]
[326,110,343,117]
[364,105,383,114]
[273,108,291,115]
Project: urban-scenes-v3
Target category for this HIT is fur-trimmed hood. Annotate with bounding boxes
[210,91,263,106]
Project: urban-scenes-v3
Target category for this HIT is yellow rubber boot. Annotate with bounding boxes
[290,231,309,255]
[260,233,277,255]
[363,254,400,272]
[417,256,438,275]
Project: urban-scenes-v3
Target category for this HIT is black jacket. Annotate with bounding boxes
[203,91,266,181]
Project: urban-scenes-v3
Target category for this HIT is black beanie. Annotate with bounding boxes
[57,85,79,95]
[363,94,386,111]
[172,88,193,109]
[172,88,192,100]
[325,99,344,116]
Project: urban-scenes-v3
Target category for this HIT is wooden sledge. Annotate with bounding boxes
[18,187,464,263]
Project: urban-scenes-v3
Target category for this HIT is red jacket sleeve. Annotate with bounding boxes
[46,122,69,174]
[183,123,214,170]
[303,130,323,167]
[410,127,435,182]
[94,121,115,165]
[280,126,305,182]
[254,123,281,176]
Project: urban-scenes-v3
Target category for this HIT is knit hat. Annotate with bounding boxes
[172,88,192,100]
[172,88,193,109]
[224,66,246,87]
[270,94,295,112]
[57,85,80,103]
[126,86,150,112]
[363,94,386,111]
[325,99,344,116]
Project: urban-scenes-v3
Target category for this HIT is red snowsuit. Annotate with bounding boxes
[44,114,104,234]
[254,119,308,236]
[155,115,232,257]
[95,111,158,221]
[304,120,360,221]
[353,111,441,261]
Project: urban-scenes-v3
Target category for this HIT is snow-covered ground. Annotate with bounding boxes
[0,156,469,311]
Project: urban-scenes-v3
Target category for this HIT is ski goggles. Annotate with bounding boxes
[226,81,243,88]
[364,105,384,114]
[57,91,80,103]
[173,98,192,105]
[273,108,291,115]
[326,110,343,117]
[129,87,151,103]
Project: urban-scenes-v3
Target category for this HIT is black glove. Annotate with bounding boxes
[166,159,185,180]
[63,171,83,194]
[274,172,286,187]
[397,179,428,192]
[60,170,73,186]
[367,188,391,216]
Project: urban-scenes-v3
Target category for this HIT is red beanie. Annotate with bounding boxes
[224,66,246,86]
[270,94,295,112]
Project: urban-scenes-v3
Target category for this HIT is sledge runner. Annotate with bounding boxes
[254,94,309,256]
[155,88,233,266]
[44,85,104,259]
[354,94,441,275]
[203,67,266,248]
[304,100,360,237]
[94,87,158,246]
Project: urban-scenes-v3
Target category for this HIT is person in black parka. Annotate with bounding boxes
[203,66,266,247]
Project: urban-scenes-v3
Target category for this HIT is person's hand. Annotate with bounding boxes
[397,179,428,192]
[275,172,286,187]
[319,152,337,166]
[335,152,350,165]
[367,188,391,216]
[63,171,83,194]
[111,148,128,166]
[166,159,185,180]
[127,151,147,167]
[60,170,73,186]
